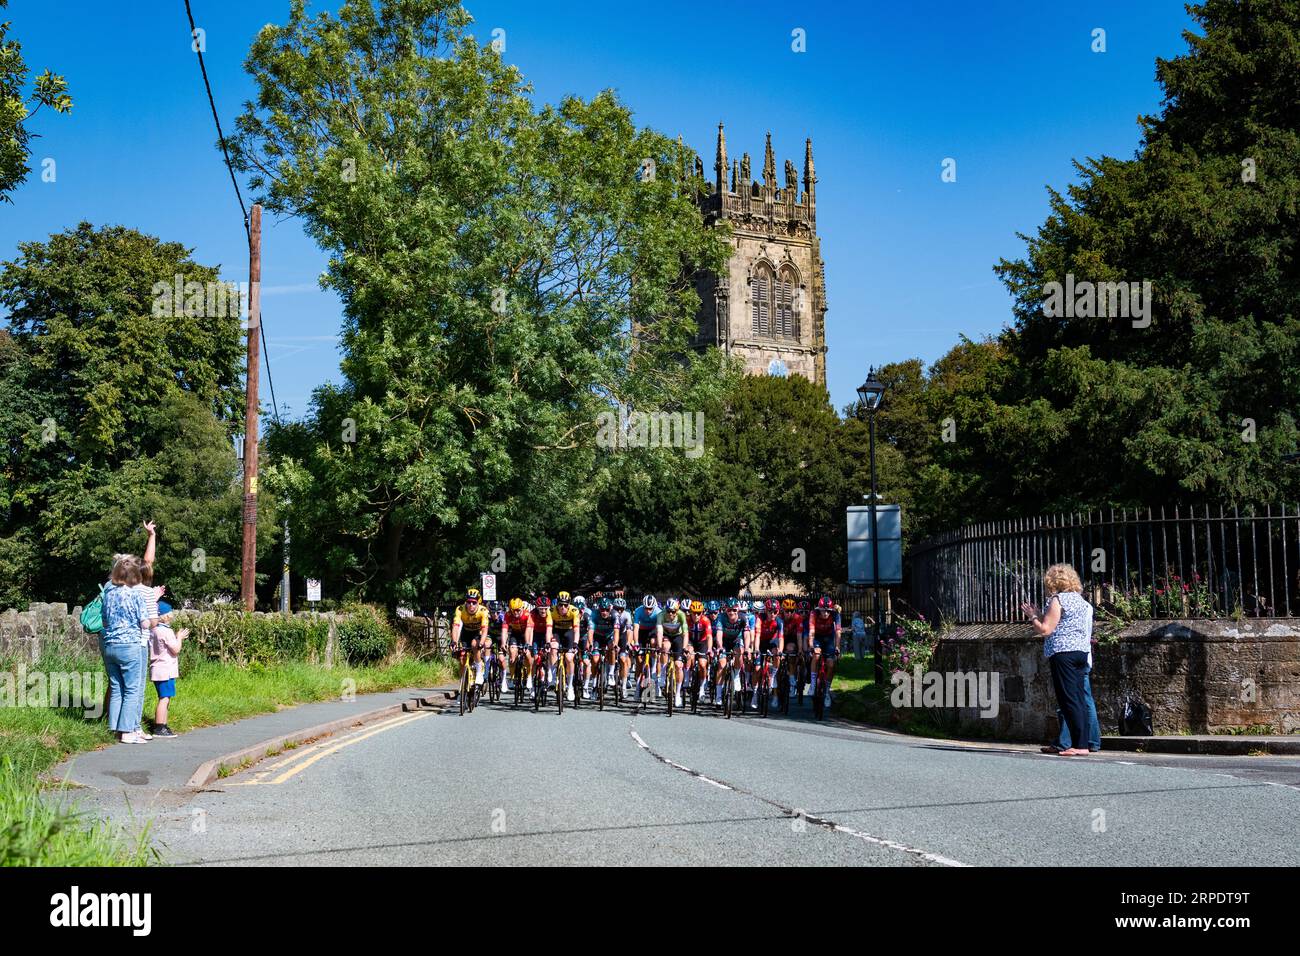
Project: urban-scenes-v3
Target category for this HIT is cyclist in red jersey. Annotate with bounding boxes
[808,596,842,710]
[684,599,713,702]
[501,597,535,695]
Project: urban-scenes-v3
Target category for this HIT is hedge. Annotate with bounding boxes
[172,605,396,667]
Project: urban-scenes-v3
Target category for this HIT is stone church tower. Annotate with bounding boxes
[693,125,828,387]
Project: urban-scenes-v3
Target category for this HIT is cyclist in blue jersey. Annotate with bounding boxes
[587,598,622,696]
[613,597,636,692]
[632,594,661,702]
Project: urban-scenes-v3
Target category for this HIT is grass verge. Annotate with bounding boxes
[0,651,452,865]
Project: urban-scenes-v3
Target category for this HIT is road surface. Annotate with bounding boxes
[97,692,1300,866]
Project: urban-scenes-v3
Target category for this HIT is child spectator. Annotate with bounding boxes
[149,600,188,738]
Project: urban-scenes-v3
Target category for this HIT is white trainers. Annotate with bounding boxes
[525,676,533,691]
[732,673,742,692]
[566,686,575,702]
[120,732,149,744]
[823,690,831,709]
[674,691,683,708]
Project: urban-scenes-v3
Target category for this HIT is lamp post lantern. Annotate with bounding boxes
[857,368,886,682]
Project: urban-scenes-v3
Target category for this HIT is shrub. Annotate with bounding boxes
[172,609,330,666]
[880,615,939,676]
[336,604,397,665]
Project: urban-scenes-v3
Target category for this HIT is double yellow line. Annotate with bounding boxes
[225,711,427,786]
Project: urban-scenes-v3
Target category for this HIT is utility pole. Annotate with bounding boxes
[240,204,262,611]
[281,508,291,613]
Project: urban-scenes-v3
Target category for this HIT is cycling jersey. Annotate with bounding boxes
[590,610,620,646]
[549,605,580,632]
[504,608,532,642]
[716,613,747,651]
[757,613,784,646]
[529,607,551,636]
[810,610,841,640]
[657,609,687,638]
[454,604,488,629]
[614,610,635,647]
[577,608,593,641]
[686,614,712,651]
[631,606,658,642]
[782,613,806,641]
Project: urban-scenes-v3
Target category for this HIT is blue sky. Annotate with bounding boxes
[1,0,1198,417]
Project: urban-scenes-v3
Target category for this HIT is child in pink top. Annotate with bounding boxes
[149,601,189,738]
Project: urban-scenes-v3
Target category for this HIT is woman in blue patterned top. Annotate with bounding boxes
[1021,564,1095,757]
[101,554,159,744]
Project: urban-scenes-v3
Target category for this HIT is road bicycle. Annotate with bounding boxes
[753,651,774,718]
[635,644,658,714]
[456,644,480,716]
[718,644,745,719]
[811,650,832,721]
[484,644,504,704]
[686,649,710,714]
[776,651,799,715]
[532,648,549,712]
[664,649,679,717]
[511,645,531,709]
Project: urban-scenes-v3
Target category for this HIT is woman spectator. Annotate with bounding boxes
[1021,564,1096,757]
[100,554,158,744]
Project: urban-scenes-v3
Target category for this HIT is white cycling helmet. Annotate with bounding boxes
[574,595,586,608]
[642,594,657,610]
[665,597,680,612]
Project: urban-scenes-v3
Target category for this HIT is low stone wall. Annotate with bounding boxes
[927,618,1300,741]
[0,603,351,665]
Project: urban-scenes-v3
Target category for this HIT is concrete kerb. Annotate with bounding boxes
[186,692,450,788]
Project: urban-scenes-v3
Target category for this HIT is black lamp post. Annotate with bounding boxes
[856,368,886,683]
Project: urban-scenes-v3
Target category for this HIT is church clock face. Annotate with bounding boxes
[768,359,789,377]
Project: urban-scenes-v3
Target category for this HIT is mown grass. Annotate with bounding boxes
[0,649,452,865]
[830,654,986,739]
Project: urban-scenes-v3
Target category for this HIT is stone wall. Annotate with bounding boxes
[927,618,1300,741]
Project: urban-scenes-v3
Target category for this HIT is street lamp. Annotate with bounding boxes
[857,368,886,682]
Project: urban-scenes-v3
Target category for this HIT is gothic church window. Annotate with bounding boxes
[751,265,773,336]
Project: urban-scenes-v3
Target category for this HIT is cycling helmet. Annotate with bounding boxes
[751,600,764,612]
[706,600,720,613]
[613,597,627,610]
[817,596,833,611]
[597,597,613,611]
[508,597,525,612]
[689,600,704,614]
[556,590,572,604]
[724,597,740,610]
[665,597,680,611]
[764,598,779,613]
[781,598,796,612]
[465,587,481,602]
[642,594,657,610]
[573,595,586,608]
[535,594,551,609]
[798,600,810,611]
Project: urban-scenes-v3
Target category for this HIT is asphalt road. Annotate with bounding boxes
[109,691,1300,867]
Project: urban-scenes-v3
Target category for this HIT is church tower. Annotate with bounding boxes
[693,124,828,387]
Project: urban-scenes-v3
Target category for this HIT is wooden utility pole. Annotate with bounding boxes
[240,204,262,611]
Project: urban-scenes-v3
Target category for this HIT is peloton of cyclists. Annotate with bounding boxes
[456,585,843,713]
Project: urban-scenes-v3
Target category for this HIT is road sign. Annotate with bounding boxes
[306,578,322,602]
[480,573,497,601]
[847,504,903,585]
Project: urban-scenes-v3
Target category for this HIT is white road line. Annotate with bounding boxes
[628,726,969,867]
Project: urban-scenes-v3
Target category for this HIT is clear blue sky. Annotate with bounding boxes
[1,0,1197,417]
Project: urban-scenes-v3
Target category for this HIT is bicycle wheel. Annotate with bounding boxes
[758,662,770,718]
[665,662,675,718]
[557,658,566,716]
[512,657,522,709]
[458,659,469,716]
[722,664,733,719]
[534,660,544,712]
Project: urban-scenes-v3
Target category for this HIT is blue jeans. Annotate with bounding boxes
[102,640,144,733]
[1057,664,1101,751]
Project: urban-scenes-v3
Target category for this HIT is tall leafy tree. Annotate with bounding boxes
[235,0,727,604]
[0,224,257,604]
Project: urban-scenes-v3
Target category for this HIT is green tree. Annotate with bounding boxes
[0,224,258,605]
[0,0,71,202]
[237,0,727,604]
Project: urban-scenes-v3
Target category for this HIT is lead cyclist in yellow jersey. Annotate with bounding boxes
[451,587,490,685]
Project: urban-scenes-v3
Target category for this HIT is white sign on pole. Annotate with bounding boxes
[306,578,322,602]
[480,573,497,601]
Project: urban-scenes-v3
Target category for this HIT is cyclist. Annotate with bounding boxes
[573,595,595,699]
[589,598,622,695]
[684,599,713,704]
[530,594,553,695]
[704,599,722,633]
[632,594,660,701]
[658,597,689,708]
[779,597,806,698]
[451,587,490,687]
[752,598,785,708]
[809,596,842,710]
[612,597,636,693]
[502,597,535,695]
[549,591,581,702]
[712,600,754,707]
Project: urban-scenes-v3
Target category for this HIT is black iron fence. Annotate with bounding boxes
[908,505,1300,624]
